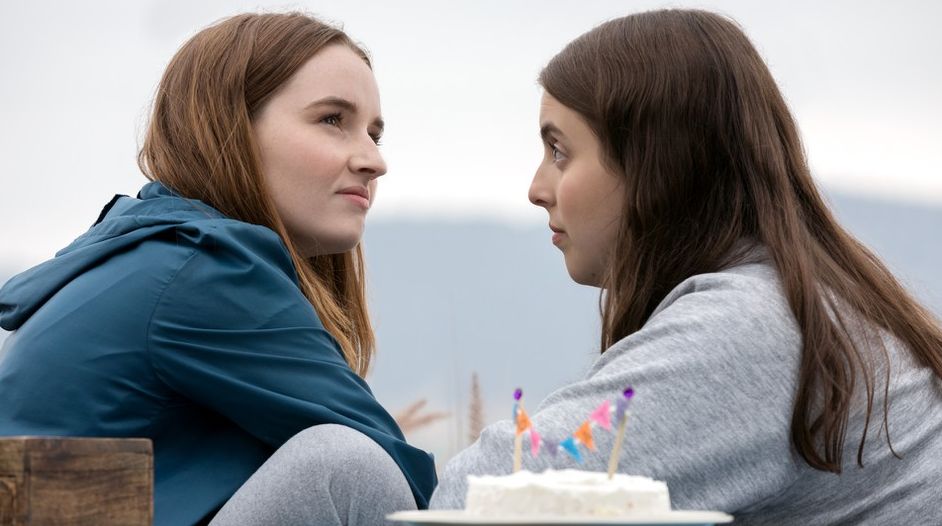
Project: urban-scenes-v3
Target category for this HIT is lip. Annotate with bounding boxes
[549,223,565,246]
[338,186,371,209]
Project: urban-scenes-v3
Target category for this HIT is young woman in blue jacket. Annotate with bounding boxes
[0,12,435,526]
[431,9,942,523]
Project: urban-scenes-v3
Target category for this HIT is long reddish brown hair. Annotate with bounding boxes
[540,9,942,472]
[138,12,375,376]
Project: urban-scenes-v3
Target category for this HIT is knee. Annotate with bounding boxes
[283,424,415,506]
[211,425,414,526]
[286,424,387,473]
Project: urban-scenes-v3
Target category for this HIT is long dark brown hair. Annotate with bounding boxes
[539,9,942,472]
[138,13,375,376]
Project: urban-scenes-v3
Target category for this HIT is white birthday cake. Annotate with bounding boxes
[465,468,671,517]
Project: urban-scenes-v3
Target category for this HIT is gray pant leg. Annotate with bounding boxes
[210,424,417,526]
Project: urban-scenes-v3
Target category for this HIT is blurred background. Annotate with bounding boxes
[1,0,940,467]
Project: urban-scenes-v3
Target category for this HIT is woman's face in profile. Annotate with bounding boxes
[529,93,625,287]
[253,44,386,257]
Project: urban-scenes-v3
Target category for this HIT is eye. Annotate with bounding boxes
[550,143,567,163]
[321,113,343,127]
[370,133,383,146]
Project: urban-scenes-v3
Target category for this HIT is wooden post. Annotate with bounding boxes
[0,437,152,525]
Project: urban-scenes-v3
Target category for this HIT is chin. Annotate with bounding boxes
[570,273,602,287]
[322,238,361,256]
[297,232,363,257]
[564,260,603,288]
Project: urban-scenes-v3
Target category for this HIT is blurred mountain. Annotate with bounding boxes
[0,190,940,461]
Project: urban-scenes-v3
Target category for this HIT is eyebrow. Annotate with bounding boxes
[305,96,385,132]
[540,122,564,142]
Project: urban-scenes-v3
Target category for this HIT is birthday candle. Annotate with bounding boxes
[512,388,521,421]
[512,388,525,472]
[607,387,634,479]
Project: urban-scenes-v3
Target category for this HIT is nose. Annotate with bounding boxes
[350,136,387,180]
[528,164,554,209]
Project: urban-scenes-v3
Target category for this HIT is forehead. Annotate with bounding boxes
[539,92,563,121]
[280,44,380,112]
[539,92,594,140]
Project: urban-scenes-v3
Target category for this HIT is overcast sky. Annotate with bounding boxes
[1,0,940,268]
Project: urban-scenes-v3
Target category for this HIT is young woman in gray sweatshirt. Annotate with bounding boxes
[430,10,942,524]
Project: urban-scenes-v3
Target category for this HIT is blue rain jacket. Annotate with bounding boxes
[0,182,436,525]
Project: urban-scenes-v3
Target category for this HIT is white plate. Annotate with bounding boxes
[387,510,734,525]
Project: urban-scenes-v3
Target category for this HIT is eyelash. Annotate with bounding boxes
[321,112,382,146]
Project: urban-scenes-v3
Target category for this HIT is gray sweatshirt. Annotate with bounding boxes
[430,253,942,524]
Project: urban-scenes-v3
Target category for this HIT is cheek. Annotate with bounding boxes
[558,171,624,241]
[259,123,338,175]
[262,143,341,214]
[556,176,591,224]
[279,137,338,174]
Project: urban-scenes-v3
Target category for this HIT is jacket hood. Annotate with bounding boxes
[0,182,223,331]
